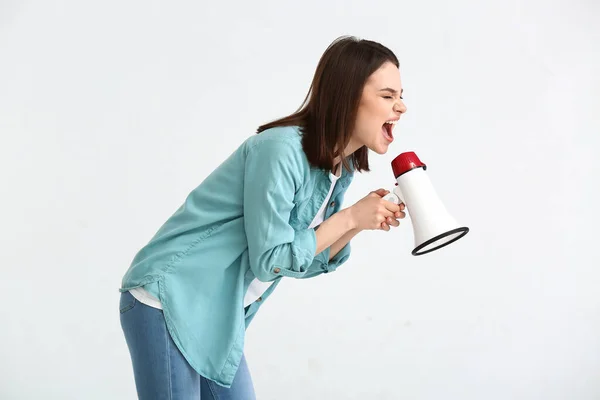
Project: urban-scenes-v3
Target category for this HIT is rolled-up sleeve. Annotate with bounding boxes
[243,138,318,282]
[329,241,352,269]
[299,234,353,279]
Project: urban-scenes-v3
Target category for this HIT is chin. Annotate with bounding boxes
[368,144,390,155]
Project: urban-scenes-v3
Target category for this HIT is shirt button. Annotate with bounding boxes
[330,201,335,207]
[273,267,281,274]
[257,297,262,302]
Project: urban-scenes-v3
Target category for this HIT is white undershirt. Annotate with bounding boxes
[130,168,341,310]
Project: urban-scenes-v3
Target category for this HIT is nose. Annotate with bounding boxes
[394,99,407,115]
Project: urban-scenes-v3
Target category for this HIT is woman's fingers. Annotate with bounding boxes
[381,216,401,230]
[379,202,407,231]
[382,199,401,213]
[372,188,390,196]
[394,204,406,219]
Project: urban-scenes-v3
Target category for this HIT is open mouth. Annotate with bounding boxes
[382,121,396,142]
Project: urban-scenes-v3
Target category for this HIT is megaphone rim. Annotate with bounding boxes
[412,227,469,256]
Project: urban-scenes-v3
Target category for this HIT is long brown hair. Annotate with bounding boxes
[257,36,399,173]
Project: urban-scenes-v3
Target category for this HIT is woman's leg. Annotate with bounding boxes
[201,354,256,400]
[119,291,201,399]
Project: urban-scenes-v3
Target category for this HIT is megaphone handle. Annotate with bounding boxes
[382,186,404,205]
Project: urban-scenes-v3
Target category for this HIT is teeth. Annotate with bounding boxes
[385,121,398,125]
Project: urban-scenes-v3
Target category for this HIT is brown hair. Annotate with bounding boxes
[257,36,399,173]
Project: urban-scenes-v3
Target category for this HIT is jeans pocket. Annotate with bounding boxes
[119,292,137,314]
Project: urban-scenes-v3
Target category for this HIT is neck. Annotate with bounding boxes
[332,137,362,170]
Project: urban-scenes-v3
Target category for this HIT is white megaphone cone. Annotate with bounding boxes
[382,152,469,256]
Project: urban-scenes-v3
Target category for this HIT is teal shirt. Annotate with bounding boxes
[119,126,354,387]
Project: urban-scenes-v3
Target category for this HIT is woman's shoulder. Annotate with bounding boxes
[246,125,302,147]
[241,125,311,177]
[243,126,305,158]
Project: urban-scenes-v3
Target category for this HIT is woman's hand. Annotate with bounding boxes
[348,189,406,231]
[373,189,406,231]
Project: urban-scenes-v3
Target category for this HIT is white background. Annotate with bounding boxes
[1,0,599,399]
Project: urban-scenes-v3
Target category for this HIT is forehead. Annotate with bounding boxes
[364,62,402,91]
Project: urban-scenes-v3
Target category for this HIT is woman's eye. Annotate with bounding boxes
[383,96,393,99]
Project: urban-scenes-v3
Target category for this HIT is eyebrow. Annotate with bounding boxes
[379,87,403,95]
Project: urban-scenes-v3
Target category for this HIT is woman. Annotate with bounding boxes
[119,35,407,399]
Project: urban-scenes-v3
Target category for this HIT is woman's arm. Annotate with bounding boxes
[328,228,360,260]
[314,208,355,256]
[243,138,402,282]
[243,139,323,282]
[318,189,404,260]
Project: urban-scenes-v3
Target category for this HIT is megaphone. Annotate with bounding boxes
[382,151,469,256]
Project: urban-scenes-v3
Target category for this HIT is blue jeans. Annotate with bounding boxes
[119,291,256,399]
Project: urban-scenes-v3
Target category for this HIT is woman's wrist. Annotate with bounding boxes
[339,206,358,231]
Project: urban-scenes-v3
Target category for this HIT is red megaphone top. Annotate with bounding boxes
[391,152,427,178]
